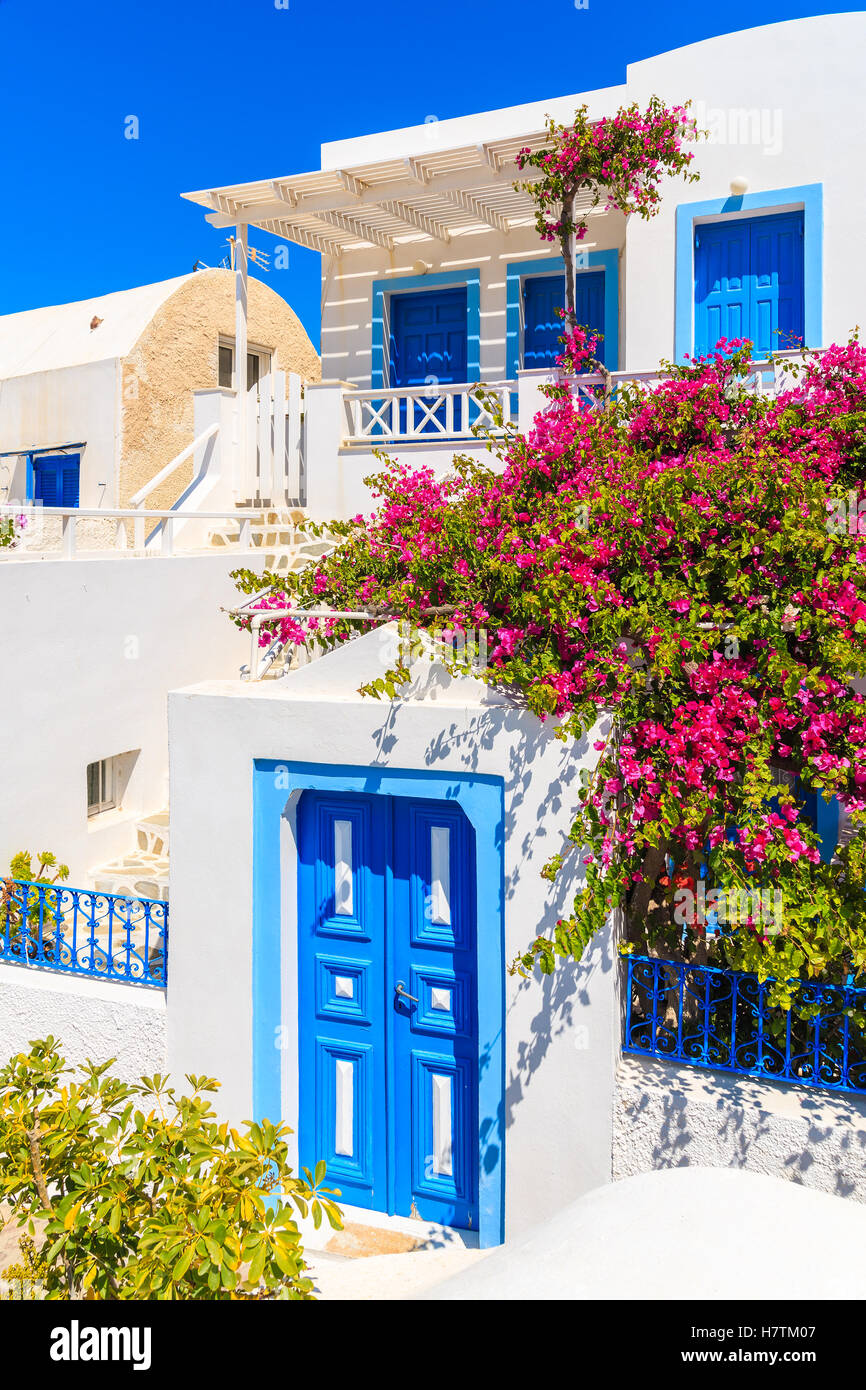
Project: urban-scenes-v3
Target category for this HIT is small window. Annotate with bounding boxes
[86,750,139,821]
[87,758,116,818]
[217,340,271,391]
[31,453,80,508]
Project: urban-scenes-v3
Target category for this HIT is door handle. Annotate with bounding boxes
[395,981,419,1004]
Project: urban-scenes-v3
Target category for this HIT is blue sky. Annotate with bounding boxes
[0,0,848,347]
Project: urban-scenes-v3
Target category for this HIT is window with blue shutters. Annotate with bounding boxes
[523,270,606,370]
[694,212,804,359]
[31,453,80,508]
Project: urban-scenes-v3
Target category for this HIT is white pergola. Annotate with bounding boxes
[182,131,605,459]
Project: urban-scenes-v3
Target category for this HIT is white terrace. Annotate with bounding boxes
[179,10,853,522]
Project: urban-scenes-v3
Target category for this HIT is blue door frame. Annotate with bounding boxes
[252,759,506,1247]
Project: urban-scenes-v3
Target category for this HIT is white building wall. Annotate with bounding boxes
[0,964,165,1083]
[0,554,248,884]
[615,1055,866,1203]
[624,13,866,367]
[166,632,617,1239]
[0,360,119,509]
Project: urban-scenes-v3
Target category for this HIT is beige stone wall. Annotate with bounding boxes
[118,268,320,512]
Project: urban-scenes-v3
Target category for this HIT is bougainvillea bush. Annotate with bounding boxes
[233,337,866,1006]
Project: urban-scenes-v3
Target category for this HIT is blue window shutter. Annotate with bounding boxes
[694,213,804,358]
[694,219,750,357]
[749,212,804,356]
[61,460,80,507]
[33,458,60,507]
[32,453,80,508]
[523,271,607,370]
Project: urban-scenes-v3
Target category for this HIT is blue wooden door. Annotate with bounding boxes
[298,791,478,1229]
[389,288,468,432]
[694,213,804,358]
[391,799,477,1228]
[523,271,606,369]
[31,453,80,507]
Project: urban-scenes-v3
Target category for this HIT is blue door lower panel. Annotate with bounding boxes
[298,790,479,1229]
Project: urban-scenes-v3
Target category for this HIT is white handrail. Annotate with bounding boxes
[0,505,259,560]
[226,601,380,681]
[129,422,220,508]
[343,380,517,401]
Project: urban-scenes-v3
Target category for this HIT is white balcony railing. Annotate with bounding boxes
[342,381,517,446]
[0,506,261,561]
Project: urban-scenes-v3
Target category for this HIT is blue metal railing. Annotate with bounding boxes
[0,880,167,988]
[623,953,866,1095]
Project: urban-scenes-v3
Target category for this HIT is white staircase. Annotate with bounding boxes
[89,811,170,902]
[206,506,332,575]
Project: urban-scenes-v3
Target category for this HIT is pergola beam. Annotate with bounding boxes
[315,208,396,250]
[402,156,429,186]
[379,200,451,244]
[205,210,345,257]
[442,188,510,235]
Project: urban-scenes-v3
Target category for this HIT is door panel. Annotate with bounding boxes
[749,213,804,355]
[389,288,468,433]
[393,800,477,1228]
[391,290,468,385]
[298,791,478,1230]
[298,793,388,1210]
[694,220,750,356]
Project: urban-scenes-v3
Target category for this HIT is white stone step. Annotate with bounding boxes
[89,851,169,903]
[136,811,169,857]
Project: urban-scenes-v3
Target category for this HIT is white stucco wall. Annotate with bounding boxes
[0,553,249,884]
[614,1054,866,1203]
[0,963,165,1083]
[624,13,866,367]
[0,360,119,509]
[166,629,617,1240]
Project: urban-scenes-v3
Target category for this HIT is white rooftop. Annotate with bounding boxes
[0,272,199,380]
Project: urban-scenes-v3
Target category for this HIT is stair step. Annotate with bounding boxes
[90,809,170,900]
[135,810,169,857]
